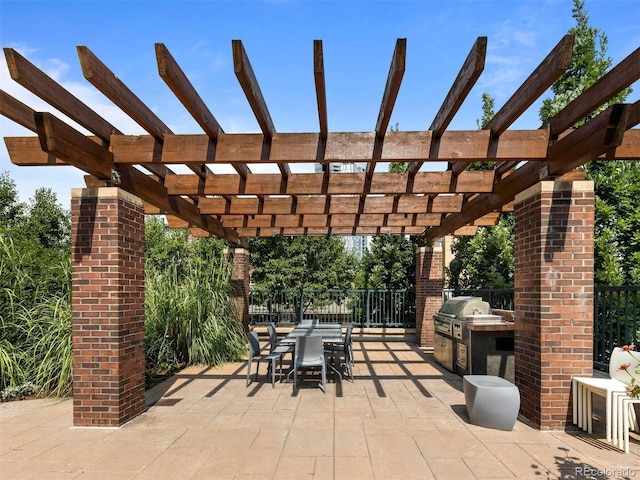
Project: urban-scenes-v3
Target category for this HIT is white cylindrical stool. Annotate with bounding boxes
[463,375,520,431]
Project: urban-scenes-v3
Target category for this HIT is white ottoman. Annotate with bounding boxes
[463,375,520,431]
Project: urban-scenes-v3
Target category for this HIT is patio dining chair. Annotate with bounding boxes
[246,330,284,388]
[293,335,326,394]
[572,346,639,444]
[268,322,295,363]
[325,326,354,382]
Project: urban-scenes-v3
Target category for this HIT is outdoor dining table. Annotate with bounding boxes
[280,323,347,381]
[279,323,344,345]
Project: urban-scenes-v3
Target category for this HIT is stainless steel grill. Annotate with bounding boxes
[433,296,510,378]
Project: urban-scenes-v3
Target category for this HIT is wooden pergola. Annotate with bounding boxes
[2,37,638,247]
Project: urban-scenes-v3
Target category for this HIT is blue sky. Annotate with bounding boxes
[1,0,639,208]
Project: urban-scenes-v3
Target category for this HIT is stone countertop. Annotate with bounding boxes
[465,322,515,332]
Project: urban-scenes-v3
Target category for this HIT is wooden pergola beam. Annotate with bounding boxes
[156,170,495,196]
[546,47,640,137]
[13,128,640,167]
[34,111,241,245]
[78,46,211,181]
[103,130,550,164]
[375,38,406,139]
[232,40,289,178]
[430,37,487,137]
[423,103,632,242]
[422,36,487,180]
[77,46,171,141]
[314,40,328,140]
[196,194,465,215]
[4,48,121,142]
[156,43,223,139]
[484,35,574,138]
[232,39,275,139]
[0,89,38,132]
[155,43,249,179]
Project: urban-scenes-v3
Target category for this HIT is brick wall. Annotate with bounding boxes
[415,246,444,348]
[229,248,250,332]
[514,181,594,430]
[71,188,146,427]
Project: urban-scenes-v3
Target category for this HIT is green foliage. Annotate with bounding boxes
[144,215,246,376]
[145,260,246,374]
[588,162,640,285]
[537,0,637,285]
[476,92,495,130]
[0,235,72,397]
[249,236,357,291]
[447,215,514,290]
[356,235,415,291]
[145,216,226,275]
[539,0,631,125]
[0,171,25,228]
[1,168,246,397]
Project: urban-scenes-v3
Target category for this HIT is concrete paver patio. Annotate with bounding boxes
[1,340,639,479]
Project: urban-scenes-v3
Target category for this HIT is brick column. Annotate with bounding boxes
[514,180,594,430]
[415,245,444,348]
[71,188,146,427]
[229,247,250,332]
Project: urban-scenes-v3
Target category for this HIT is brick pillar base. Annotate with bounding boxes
[229,248,250,332]
[514,180,594,430]
[415,246,443,348]
[71,188,146,427]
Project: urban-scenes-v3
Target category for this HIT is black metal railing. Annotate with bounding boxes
[594,286,640,371]
[249,288,415,327]
[251,286,639,368]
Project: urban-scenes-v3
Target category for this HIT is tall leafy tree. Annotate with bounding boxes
[0,172,25,229]
[447,215,514,290]
[249,236,357,291]
[539,0,636,285]
[356,234,415,291]
[446,92,515,290]
[539,0,629,125]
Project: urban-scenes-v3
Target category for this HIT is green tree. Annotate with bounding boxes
[22,188,70,250]
[447,215,514,290]
[539,0,636,284]
[0,172,25,229]
[539,0,630,125]
[468,92,496,171]
[249,236,357,291]
[446,92,514,290]
[476,92,495,130]
[356,234,415,291]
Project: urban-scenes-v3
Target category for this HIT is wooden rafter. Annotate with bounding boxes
[78,45,211,189]
[423,103,637,242]
[232,40,290,179]
[314,40,328,140]
[546,47,640,138]
[484,35,574,138]
[2,37,639,241]
[155,43,250,179]
[451,35,575,178]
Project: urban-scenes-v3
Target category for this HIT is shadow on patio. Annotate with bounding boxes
[2,340,639,479]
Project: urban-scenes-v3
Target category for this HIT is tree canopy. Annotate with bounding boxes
[248,236,357,291]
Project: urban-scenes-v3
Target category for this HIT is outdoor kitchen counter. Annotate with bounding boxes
[465,322,515,332]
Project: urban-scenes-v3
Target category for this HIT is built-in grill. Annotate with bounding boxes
[433,296,513,381]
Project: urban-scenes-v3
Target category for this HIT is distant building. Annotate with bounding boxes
[317,162,371,259]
